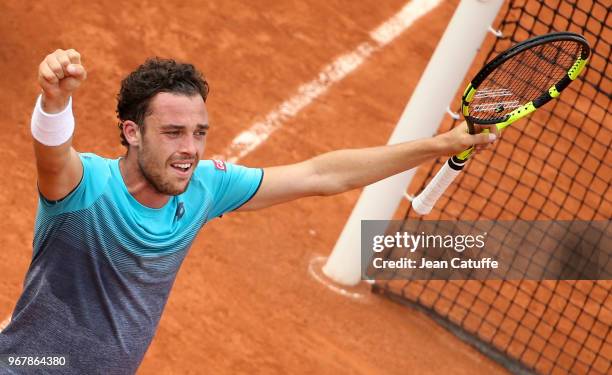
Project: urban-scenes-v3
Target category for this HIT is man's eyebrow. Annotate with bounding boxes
[160,124,210,130]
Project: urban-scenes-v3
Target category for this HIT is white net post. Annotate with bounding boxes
[322,0,505,286]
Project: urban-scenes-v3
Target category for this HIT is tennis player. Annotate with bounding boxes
[0,49,496,374]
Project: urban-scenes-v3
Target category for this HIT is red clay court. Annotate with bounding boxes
[0,0,608,374]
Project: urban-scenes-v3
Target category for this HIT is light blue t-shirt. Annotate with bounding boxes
[0,153,263,374]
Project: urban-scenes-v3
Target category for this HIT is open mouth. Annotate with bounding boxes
[170,162,193,174]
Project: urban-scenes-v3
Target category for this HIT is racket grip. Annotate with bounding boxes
[412,157,464,215]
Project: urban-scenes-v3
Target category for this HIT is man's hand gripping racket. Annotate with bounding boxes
[412,32,591,215]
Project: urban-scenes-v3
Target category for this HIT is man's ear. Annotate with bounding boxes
[122,120,141,147]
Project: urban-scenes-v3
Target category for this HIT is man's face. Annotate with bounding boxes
[136,92,209,196]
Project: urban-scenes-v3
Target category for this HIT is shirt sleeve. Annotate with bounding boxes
[197,160,263,219]
[38,153,111,216]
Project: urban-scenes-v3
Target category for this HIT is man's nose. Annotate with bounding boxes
[179,134,198,155]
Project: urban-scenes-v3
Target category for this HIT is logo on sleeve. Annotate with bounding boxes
[213,160,227,171]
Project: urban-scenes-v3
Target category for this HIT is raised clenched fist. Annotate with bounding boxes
[38,49,87,113]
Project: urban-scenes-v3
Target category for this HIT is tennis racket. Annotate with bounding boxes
[412,31,591,215]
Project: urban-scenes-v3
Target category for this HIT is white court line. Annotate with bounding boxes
[218,0,443,162]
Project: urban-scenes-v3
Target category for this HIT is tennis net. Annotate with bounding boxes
[374,1,611,374]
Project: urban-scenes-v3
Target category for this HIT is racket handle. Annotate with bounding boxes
[412,157,465,215]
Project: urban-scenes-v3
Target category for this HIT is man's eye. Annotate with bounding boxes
[195,131,207,136]
[165,131,181,136]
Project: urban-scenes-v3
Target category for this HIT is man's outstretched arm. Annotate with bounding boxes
[32,49,87,201]
[238,123,497,211]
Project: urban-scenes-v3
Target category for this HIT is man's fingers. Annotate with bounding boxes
[56,52,72,70]
[39,63,59,84]
[441,121,499,155]
[472,131,497,146]
[66,49,81,64]
[485,132,497,143]
[475,124,498,144]
[66,64,86,80]
[45,54,65,80]
[41,50,85,83]
[38,49,86,99]
[471,127,498,153]
[489,124,500,138]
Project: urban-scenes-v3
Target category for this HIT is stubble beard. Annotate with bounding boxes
[137,144,195,196]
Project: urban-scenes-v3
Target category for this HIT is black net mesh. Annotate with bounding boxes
[373,1,611,374]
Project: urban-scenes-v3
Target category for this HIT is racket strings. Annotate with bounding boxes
[518,41,578,88]
[471,40,582,121]
[486,43,572,109]
[491,41,575,101]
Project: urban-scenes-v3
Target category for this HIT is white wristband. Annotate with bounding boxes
[30,95,75,146]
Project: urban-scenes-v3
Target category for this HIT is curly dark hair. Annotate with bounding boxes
[116,57,209,147]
